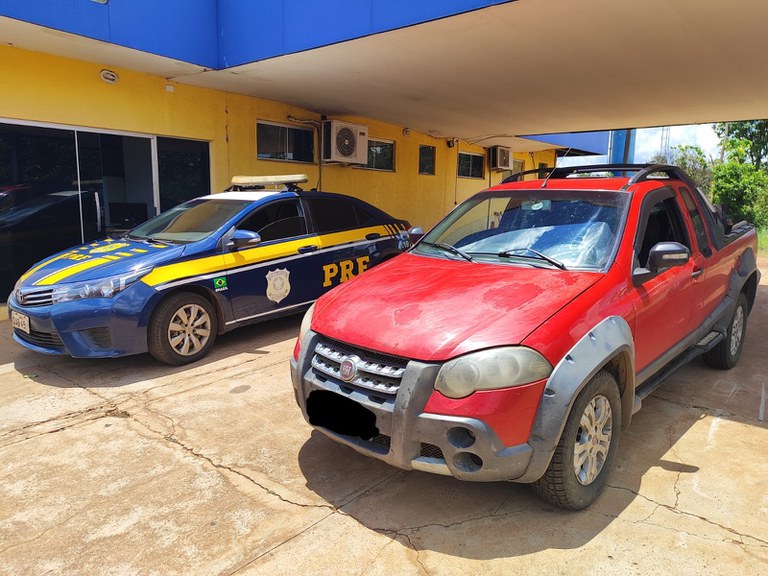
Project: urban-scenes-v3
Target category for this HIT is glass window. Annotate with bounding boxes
[678,186,711,257]
[306,197,361,233]
[637,197,690,268]
[158,137,210,212]
[366,139,395,171]
[417,190,629,270]
[418,145,436,175]
[130,198,250,243]
[458,153,484,178]
[257,122,314,162]
[237,200,306,242]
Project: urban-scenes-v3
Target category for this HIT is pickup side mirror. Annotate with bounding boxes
[227,229,261,250]
[632,241,690,286]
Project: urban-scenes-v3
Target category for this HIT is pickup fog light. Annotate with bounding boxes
[435,347,552,399]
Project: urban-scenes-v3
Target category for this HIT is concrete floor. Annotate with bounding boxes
[1,261,766,575]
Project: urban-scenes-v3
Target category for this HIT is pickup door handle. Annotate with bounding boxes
[691,268,704,278]
[298,245,318,254]
[366,233,381,240]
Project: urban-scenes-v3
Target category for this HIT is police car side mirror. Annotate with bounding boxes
[632,242,689,286]
[228,229,262,250]
[408,226,424,242]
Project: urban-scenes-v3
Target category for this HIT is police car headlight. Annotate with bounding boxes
[434,347,552,399]
[51,267,152,303]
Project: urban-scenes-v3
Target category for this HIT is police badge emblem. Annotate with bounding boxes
[266,268,291,303]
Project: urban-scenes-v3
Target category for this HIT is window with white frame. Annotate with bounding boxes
[257,121,314,162]
[458,152,484,178]
[365,139,395,171]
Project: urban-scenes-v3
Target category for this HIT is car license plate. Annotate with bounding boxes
[11,311,30,334]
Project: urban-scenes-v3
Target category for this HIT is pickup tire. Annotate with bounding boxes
[703,292,748,370]
[148,292,217,365]
[532,370,621,510]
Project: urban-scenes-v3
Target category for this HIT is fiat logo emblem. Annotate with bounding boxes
[339,355,361,383]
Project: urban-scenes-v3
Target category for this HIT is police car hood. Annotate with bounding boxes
[18,238,187,286]
[312,252,601,362]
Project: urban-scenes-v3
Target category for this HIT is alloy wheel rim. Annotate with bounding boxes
[573,395,613,486]
[167,304,211,356]
[730,306,744,357]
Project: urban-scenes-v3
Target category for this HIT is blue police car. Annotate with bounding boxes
[8,175,411,364]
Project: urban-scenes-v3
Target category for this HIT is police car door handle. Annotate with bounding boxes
[366,232,381,240]
[298,245,318,253]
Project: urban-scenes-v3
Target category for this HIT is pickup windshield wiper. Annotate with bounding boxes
[497,247,567,270]
[421,241,474,262]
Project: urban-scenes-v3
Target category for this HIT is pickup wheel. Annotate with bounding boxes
[703,292,747,370]
[532,370,621,510]
[148,292,217,365]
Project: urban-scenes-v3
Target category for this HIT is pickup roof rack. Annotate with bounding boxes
[501,163,696,190]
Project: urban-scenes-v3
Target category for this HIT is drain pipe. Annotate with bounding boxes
[287,115,323,190]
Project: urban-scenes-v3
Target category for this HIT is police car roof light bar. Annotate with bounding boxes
[229,174,309,192]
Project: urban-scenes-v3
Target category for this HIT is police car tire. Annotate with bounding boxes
[148,292,218,365]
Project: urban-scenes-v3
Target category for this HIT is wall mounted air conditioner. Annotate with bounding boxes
[489,146,512,171]
[322,120,369,164]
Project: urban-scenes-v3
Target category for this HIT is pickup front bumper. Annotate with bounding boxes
[291,330,535,482]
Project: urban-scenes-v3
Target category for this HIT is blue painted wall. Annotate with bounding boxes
[218,0,513,67]
[0,0,514,69]
[0,0,219,67]
[523,131,610,156]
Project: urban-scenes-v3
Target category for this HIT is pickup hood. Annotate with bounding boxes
[17,237,187,287]
[312,252,602,361]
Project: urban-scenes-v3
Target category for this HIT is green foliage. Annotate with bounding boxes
[711,139,768,227]
[648,144,713,194]
[714,121,768,169]
[758,227,768,254]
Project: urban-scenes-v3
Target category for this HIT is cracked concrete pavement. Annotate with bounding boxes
[1,258,766,575]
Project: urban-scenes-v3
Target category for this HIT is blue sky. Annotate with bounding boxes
[634,124,721,162]
[560,124,722,166]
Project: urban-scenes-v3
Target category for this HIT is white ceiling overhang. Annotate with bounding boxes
[3,0,767,150]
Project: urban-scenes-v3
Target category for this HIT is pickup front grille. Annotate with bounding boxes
[15,287,55,307]
[311,337,408,396]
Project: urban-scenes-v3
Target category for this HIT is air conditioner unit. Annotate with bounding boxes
[489,146,512,171]
[322,120,369,164]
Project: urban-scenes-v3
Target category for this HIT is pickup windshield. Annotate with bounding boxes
[415,190,629,270]
[129,198,251,243]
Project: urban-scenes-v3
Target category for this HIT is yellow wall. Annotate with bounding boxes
[0,45,557,230]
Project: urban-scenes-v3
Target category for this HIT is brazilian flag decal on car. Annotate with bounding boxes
[214,276,228,292]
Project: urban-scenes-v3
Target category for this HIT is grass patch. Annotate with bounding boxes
[758,227,768,255]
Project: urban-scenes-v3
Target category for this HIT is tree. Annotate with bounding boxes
[649,144,713,195]
[714,121,768,170]
[711,138,768,227]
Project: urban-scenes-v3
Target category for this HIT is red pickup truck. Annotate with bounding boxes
[290,164,760,509]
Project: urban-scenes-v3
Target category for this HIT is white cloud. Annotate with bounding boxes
[634,124,721,162]
[558,124,722,167]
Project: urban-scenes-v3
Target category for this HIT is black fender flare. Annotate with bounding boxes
[515,315,635,483]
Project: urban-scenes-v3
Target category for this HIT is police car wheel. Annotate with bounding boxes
[148,292,218,365]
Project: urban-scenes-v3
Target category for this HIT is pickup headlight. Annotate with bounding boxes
[435,347,552,399]
[51,267,151,303]
[299,302,315,341]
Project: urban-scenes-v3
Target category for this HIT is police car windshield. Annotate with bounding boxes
[415,190,629,271]
[130,198,251,243]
